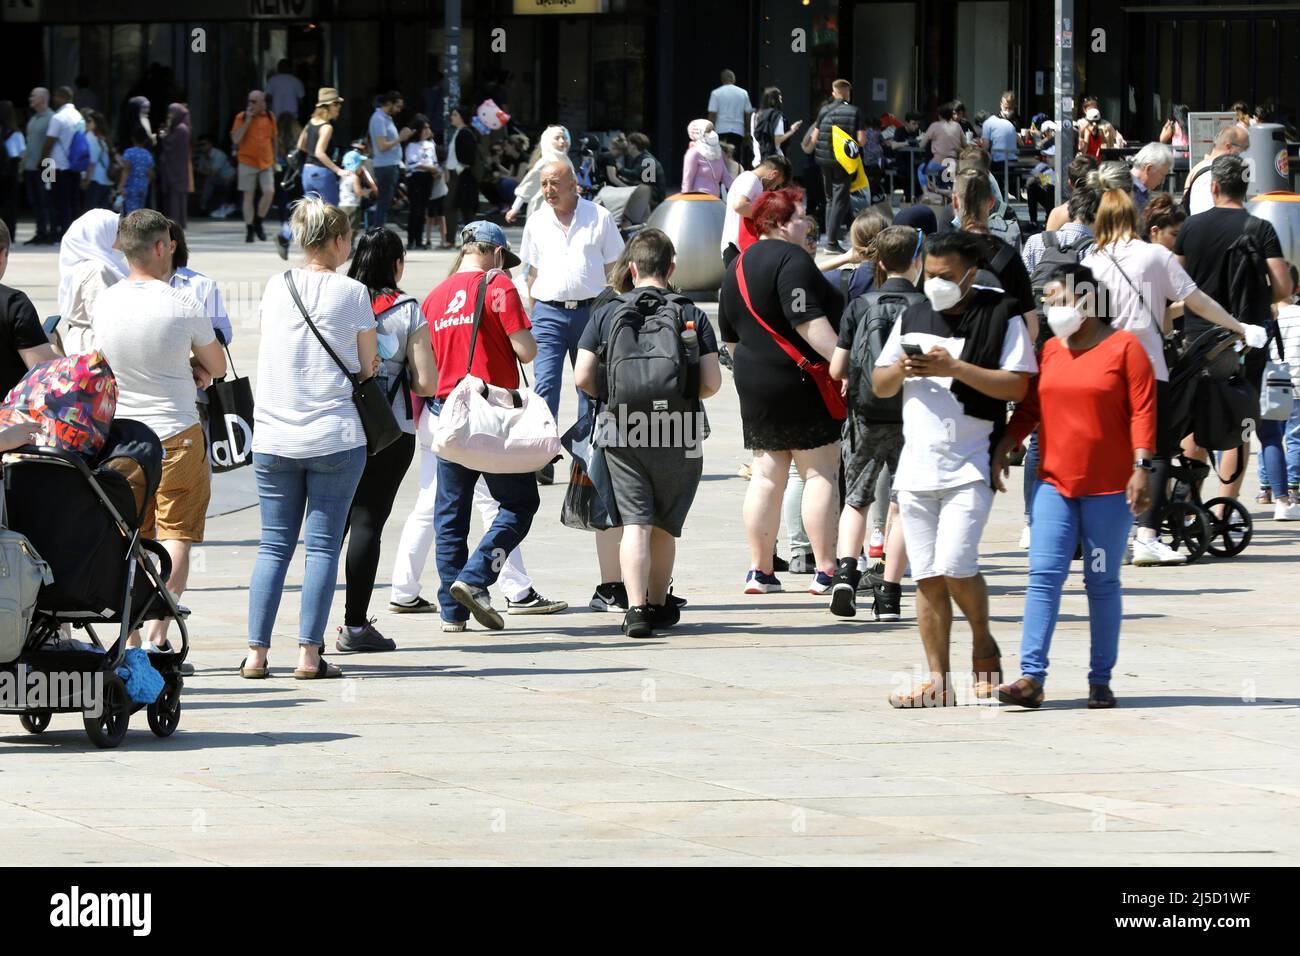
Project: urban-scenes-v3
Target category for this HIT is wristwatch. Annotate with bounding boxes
[1134,458,1155,471]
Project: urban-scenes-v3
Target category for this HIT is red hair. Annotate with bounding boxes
[751,186,806,236]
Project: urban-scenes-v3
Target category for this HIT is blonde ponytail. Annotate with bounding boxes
[290,195,350,251]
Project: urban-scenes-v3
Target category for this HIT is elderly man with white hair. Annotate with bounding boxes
[1130,142,1174,215]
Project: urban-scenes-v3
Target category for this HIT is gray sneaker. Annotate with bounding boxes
[506,589,568,615]
[335,621,397,652]
[450,581,504,630]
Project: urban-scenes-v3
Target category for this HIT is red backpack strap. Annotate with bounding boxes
[733,248,811,370]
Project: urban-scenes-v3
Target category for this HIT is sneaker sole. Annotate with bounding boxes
[588,599,623,611]
[624,623,654,638]
[808,584,832,595]
[507,602,569,615]
[334,640,397,653]
[441,622,467,633]
[874,611,901,622]
[743,583,782,594]
[450,581,504,630]
[389,603,437,614]
[829,583,856,617]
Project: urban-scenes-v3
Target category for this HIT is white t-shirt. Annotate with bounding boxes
[265,72,305,119]
[518,198,625,302]
[46,103,85,170]
[708,84,753,137]
[253,269,372,458]
[60,260,121,355]
[91,279,214,441]
[721,170,763,253]
[1083,238,1198,381]
[876,312,1038,492]
[1187,168,1214,215]
[404,140,439,170]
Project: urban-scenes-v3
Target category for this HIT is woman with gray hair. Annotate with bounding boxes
[1129,142,1174,215]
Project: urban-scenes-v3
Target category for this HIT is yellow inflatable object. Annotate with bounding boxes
[831,125,870,193]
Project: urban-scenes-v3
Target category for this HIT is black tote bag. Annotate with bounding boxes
[205,331,255,473]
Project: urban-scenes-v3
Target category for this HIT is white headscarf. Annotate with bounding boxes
[541,125,571,165]
[58,210,126,316]
[688,119,721,161]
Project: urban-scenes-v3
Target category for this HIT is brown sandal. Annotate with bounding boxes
[972,641,1003,699]
[238,655,269,679]
[996,676,1044,708]
[888,680,958,709]
[294,656,343,680]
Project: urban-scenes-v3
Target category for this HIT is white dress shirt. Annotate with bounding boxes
[519,197,625,303]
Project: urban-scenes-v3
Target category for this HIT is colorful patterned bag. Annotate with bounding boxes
[0,351,117,459]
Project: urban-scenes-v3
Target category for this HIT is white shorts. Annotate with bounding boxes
[897,480,995,580]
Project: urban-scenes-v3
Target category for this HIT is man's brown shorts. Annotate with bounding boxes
[141,423,210,542]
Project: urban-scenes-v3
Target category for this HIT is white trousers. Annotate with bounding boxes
[389,445,532,604]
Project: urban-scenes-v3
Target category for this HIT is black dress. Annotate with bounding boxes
[718,239,845,451]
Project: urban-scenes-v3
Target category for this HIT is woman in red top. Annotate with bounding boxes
[992,263,1156,709]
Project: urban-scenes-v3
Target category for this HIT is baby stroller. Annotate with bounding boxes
[0,419,189,748]
[1154,327,1255,562]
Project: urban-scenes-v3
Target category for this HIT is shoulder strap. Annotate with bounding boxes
[988,241,1016,276]
[283,271,359,386]
[463,271,493,377]
[1102,248,1159,328]
[733,249,813,371]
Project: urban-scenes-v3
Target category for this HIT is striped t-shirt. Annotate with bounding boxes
[253,269,371,459]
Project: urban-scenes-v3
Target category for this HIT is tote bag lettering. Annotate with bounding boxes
[205,333,255,472]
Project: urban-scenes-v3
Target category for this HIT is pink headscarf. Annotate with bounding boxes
[687,119,721,161]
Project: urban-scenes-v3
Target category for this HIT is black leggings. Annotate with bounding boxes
[406,171,432,247]
[1026,180,1053,224]
[344,432,416,626]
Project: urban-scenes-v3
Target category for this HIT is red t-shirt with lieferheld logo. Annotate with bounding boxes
[421,270,531,399]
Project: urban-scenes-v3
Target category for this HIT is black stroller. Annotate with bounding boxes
[1154,327,1255,562]
[0,419,189,748]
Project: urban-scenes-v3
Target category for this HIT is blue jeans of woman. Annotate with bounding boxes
[1288,399,1300,491]
[248,447,367,648]
[281,164,339,240]
[1256,417,1290,499]
[1019,482,1132,687]
[1022,430,1041,523]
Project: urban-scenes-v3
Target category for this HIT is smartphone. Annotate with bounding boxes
[902,343,924,357]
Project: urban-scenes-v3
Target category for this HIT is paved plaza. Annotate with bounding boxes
[3,222,1299,866]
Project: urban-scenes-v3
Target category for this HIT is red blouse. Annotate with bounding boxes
[1008,330,1157,498]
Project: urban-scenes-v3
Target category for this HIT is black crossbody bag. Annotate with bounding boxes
[283,271,402,455]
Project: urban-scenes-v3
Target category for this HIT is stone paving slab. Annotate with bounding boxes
[2,222,1298,865]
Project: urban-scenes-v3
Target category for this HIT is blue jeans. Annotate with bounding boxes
[1287,399,1300,491]
[1257,418,1289,499]
[247,448,367,648]
[530,301,591,425]
[282,165,340,241]
[1019,483,1132,687]
[918,159,947,190]
[431,402,540,623]
[372,164,400,226]
[1022,429,1041,522]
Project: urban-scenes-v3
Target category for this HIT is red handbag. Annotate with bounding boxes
[733,248,847,421]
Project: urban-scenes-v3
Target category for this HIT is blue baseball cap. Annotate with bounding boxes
[459,220,520,268]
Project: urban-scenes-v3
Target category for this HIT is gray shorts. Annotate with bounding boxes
[604,445,703,537]
[842,418,904,510]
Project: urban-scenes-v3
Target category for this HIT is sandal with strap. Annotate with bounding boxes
[294,655,343,680]
[888,680,958,709]
[239,656,269,679]
[996,676,1045,708]
[972,641,1003,699]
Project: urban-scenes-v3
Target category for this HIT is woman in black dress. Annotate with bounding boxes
[719,186,845,595]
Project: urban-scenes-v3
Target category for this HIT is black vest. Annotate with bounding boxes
[814,100,858,167]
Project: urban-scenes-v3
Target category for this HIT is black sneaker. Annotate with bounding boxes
[649,601,681,629]
[829,558,859,617]
[623,606,654,638]
[253,218,267,241]
[506,589,568,615]
[821,243,846,255]
[389,596,437,614]
[788,552,817,574]
[335,620,397,652]
[589,581,628,612]
[23,233,50,245]
[536,462,555,485]
[771,553,790,573]
[275,232,290,260]
[859,560,885,593]
[873,581,902,621]
[449,581,504,630]
[245,224,256,243]
[666,589,687,609]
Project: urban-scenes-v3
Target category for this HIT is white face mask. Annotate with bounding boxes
[923,268,972,312]
[1046,304,1086,341]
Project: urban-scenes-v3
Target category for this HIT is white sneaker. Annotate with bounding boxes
[1018,525,1031,549]
[1131,538,1187,567]
[1274,500,1300,521]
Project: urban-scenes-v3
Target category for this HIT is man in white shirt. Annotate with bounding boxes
[91,209,227,659]
[708,69,753,165]
[518,160,624,481]
[720,154,791,265]
[873,230,1037,709]
[1182,124,1248,216]
[42,86,84,240]
[265,59,305,120]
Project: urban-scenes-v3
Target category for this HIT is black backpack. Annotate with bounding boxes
[845,289,926,422]
[1030,231,1095,345]
[1224,217,1274,326]
[601,288,701,417]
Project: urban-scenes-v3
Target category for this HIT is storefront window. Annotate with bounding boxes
[49,25,81,90]
[591,20,644,132]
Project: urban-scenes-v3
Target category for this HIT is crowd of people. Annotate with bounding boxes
[3,66,1300,713]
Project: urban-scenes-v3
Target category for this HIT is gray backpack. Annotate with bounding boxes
[601,288,700,417]
[0,522,53,664]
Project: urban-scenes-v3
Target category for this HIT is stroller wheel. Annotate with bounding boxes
[20,711,51,734]
[1203,497,1253,557]
[83,675,130,749]
[147,680,182,738]
[1159,502,1211,562]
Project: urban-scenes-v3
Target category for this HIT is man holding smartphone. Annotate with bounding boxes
[369,90,413,226]
[872,230,1037,709]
